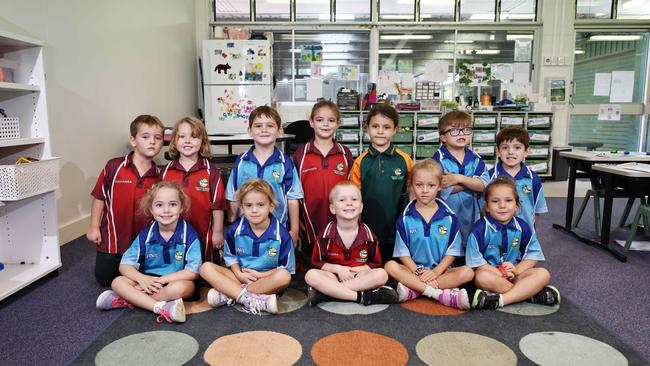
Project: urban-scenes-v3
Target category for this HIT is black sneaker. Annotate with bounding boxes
[471,289,501,310]
[362,286,399,305]
[307,287,329,306]
[529,285,560,306]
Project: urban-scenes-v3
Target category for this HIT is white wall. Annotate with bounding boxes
[0,0,198,244]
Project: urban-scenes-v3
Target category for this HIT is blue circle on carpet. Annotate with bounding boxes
[95,331,198,366]
[519,331,627,366]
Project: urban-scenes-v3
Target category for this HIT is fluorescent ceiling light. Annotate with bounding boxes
[321,40,350,44]
[507,34,534,40]
[444,40,474,44]
[380,15,414,20]
[469,13,495,20]
[381,34,432,40]
[575,49,585,54]
[460,49,501,55]
[577,0,603,6]
[378,49,413,54]
[589,35,642,41]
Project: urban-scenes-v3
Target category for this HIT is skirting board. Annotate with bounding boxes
[59,215,90,246]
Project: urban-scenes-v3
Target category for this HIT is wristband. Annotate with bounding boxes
[497,265,509,278]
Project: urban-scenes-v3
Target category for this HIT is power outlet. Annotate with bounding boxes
[543,56,553,65]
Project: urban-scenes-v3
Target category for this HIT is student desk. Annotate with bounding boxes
[552,151,650,261]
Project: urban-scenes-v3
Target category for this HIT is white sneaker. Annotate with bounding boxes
[207,288,231,308]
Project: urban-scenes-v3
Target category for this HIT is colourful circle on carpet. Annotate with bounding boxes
[234,288,307,316]
[416,332,516,365]
[401,297,466,316]
[497,302,560,316]
[185,287,213,314]
[519,331,627,365]
[95,331,198,366]
[204,331,302,365]
[317,301,389,315]
[311,330,409,365]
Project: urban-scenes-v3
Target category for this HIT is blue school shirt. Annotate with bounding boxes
[393,199,463,269]
[226,147,304,225]
[121,219,202,276]
[487,161,548,228]
[465,214,545,268]
[433,146,490,239]
[224,215,296,274]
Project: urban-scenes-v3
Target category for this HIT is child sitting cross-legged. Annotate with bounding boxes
[95,181,202,323]
[200,179,294,315]
[305,182,399,306]
[467,177,560,310]
[384,159,474,310]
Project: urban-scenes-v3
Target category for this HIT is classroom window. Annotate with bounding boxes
[500,0,536,21]
[576,0,613,19]
[460,0,496,21]
[379,0,416,21]
[420,0,455,21]
[213,0,250,21]
[616,0,650,19]
[336,0,371,21]
[569,115,643,151]
[572,32,648,104]
[296,0,330,22]
[256,0,290,21]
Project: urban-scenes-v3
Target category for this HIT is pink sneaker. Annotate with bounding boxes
[207,288,232,308]
[397,282,420,302]
[156,298,186,323]
[242,293,278,315]
[438,288,470,310]
[95,290,134,310]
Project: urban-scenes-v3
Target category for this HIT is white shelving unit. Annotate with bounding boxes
[0,30,61,301]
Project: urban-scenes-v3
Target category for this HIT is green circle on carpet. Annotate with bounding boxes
[317,301,389,315]
[416,332,516,366]
[234,288,307,316]
[519,331,627,366]
[95,331,198,366]
[497,302,560,316]
[204,331,302,365]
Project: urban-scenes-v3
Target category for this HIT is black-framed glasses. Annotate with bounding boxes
[442,127,473,136]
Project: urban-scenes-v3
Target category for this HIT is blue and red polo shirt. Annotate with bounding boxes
[160,158,227,262]
[292,139,354,245]
[91,152,159,254]
[312,220,382,269]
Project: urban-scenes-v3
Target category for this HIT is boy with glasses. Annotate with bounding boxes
[433,111,489,241]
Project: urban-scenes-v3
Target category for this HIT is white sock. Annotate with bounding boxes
[236,288,248,303]
[498,294,505,308]
[153,301,166,314]
[423,285,439,298]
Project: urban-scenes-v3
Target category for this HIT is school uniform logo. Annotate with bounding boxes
[272,170,281,182]
[522,184,531,196]
[359,250,368,259]
[333,162,346,176]
[196,178,209,192]
[391,167,405,180]
[175,250,183,262]
[438,225,448,235]
[268,247,277,257]
[512,236,519,248]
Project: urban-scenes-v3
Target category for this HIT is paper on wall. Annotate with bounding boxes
[514,39,532,62]
[513,63,530,84]
[609,71,634,103]
[593,73,611,96]
[424,60,449,82]
[378,70,400,95]
[598,104,621,121]
[306,78,323,101]
[492,63,514,81]
[400,73,415,89]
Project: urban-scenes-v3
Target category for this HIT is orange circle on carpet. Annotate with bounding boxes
[401,297,466,316]
[185,287,213,315]
[204,331,302,365]
[311,330,409,366]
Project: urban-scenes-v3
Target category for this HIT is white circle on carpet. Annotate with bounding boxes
[519,331,627,366]
[416,332,516,366]
[316,301,389,315]
[234,288,308,316]
[95,331,198,366]
[497,302,560,316]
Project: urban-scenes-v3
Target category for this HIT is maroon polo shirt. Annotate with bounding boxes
[311,220,382,269]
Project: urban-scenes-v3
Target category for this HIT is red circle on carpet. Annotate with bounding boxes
[311,330,409,366]
[400,297,466,316]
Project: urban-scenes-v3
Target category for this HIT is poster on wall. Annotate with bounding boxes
[548,79,566,102]
[301,45,323,62]
[338,65,359,81]
[514,39,532,62]
[598,104,621,121]
[609,71,634,103]
[593,73,611,96]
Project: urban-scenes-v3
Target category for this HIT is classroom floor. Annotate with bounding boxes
[1,197,649,365]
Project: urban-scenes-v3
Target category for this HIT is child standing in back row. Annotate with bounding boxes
[87,115,164,286]
[305,182,398,306]
[350,104,413,262]
[96,181,202,323]
[293,101,354,264]
[433,111,489,241]
[466,177,559,310]
[488,126,547,229]
[201,179,295,315]
[385,159,473,309]
[161,117,227,262]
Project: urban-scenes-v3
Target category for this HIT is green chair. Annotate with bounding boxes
[623,203,650,252]
[572,189,602,236]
